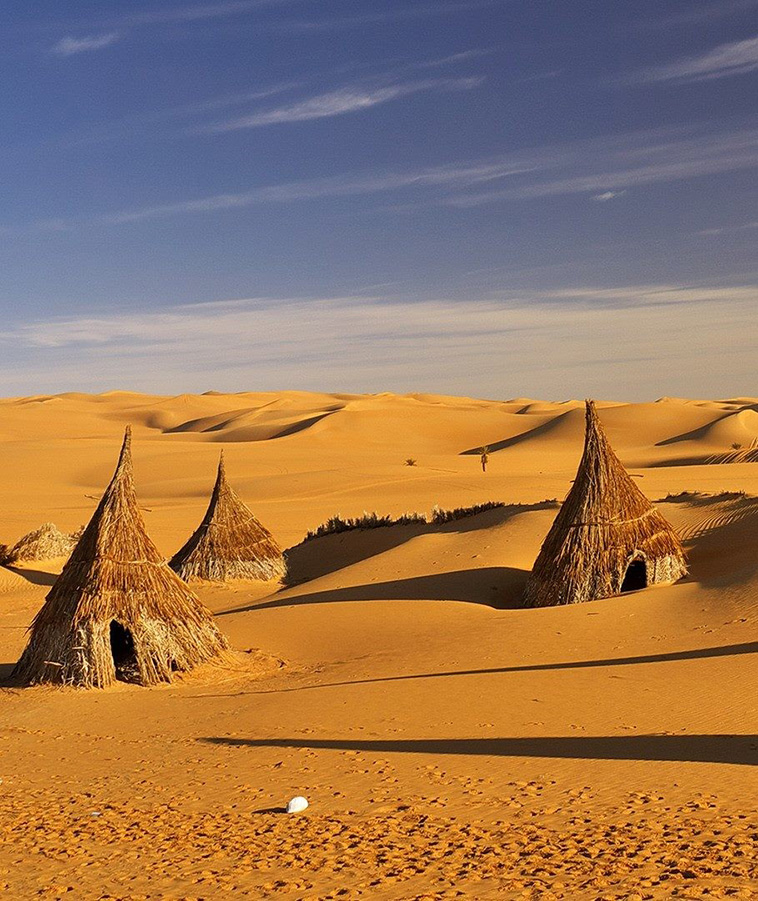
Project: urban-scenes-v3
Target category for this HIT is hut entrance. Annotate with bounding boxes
[109,621,139,683]
[621,556,647,593]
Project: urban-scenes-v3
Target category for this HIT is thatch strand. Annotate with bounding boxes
[2,522,80,565]
[524,400,687,607]
[169,452,285,583]
[12,426,229,688]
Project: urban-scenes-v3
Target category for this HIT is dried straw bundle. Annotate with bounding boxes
[4,522,79,564]
[525,400,687,607]
[170,453,285,583]
[13,427,228,688]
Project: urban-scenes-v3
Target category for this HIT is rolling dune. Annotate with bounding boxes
[0,391,756,898]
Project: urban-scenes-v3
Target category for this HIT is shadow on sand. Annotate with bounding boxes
[201,733,758,766]
[190,641,758,699]
[0,662,16,682]
[282,502,558,587]
[4,566,57,587]
[219,566,528,615]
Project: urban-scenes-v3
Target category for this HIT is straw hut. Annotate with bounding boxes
[524,400,687,607]
[170,453,285,583]
[2,522,80,565]
[13,427,228,688]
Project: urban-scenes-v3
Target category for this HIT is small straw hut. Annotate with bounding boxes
[12,427,229,688]
[524,400,687,607]
[169,452,285,583]
[2,522,80,565]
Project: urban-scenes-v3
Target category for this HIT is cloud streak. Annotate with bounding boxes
[0,285,755,399]
[78,0,497,32]
[87,0,300,28]
[103,159,535,223]
[447,125,758,205]
[264,1,500,32]
[52,33,120,55]
[199,77,482,132]
[94,123,758,224]
[634,34,758,83]
[698,220,758,236]
[591,191,626,202]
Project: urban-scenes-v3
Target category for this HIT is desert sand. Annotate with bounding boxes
[0,390,756,899]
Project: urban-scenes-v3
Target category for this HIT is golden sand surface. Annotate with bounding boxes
[0,391,756,898]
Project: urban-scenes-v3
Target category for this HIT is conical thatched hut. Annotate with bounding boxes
[2,522,80,565]
[13,427,229,688]
[525,400,687,607]
[169,453,285,583]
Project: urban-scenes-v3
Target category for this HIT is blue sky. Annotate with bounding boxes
[0,0,756,399]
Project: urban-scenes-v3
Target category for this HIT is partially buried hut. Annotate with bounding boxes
[2,522,81,565]
[12,427,229,688]
[524,400,687,607]
[169,452,285,583]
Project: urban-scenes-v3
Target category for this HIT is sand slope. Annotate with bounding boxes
[0,391,756,899]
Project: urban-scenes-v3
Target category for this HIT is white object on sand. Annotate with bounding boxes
[286,796,309,814]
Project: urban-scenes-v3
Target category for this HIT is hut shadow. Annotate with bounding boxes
[0,662,16,682]
[219,566,528,615]
[284,502,557,587]
[198,641,758,699]
[4,566,57,587]
[201,734,758,766]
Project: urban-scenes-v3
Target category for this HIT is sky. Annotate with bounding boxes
[0,0,756,400]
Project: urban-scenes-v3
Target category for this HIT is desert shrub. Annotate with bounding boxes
[298,499,558,546]
[431,498,559,524]
[657,490,748,504]
[301,510,428,543]
[431,501,505,524]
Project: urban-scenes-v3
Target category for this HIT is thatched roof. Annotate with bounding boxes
[524,400,687,607]
[169,452,285,583]
[12,427,228,688]
[3,522,79,565]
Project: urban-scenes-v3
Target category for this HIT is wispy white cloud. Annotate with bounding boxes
[87,0,298,28]
[633,34,758,83]
[591,191,626,202]
[62,80,301,147]
[80,0,497,32]
[698,220,758,236]
[37,124,758,226]
[52,33,120,56]
[0,285,755,399]
[199,76,482,132]
[447,125,758,205]
[265,1,499,32]
[103,159,534,223]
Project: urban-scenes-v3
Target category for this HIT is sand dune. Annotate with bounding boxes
[0,391,756,898]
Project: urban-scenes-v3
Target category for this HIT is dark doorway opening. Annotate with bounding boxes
[109,621,140,683]
[621,558,647,593]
